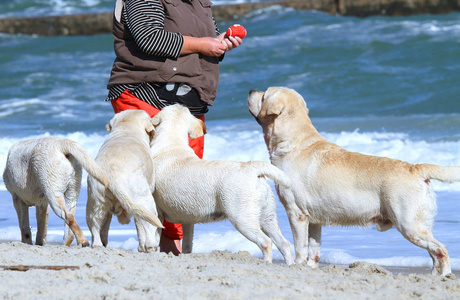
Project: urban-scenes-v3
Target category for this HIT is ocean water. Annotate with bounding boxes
[1,1,460,271]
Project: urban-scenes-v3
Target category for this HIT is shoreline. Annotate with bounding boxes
[1,239,460,277]
[1,189,459,277]
[0,242,459,299]
[1,188,459,298]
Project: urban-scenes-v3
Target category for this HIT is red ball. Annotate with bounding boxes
[226,24,247,39]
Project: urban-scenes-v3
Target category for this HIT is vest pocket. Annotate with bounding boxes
[158,54,203,82]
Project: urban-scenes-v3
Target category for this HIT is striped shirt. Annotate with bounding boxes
[106,0,220,116]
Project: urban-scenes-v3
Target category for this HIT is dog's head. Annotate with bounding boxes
[151,104,206,139]
[106,110,155,139]
[248,87,314,153]
[248,87,307,125]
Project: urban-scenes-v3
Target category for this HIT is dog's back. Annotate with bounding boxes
[4,137,107,204]
[4,138,72,205]
[3,137,103,246]
[152,152,284,222]
[87,110,162,232]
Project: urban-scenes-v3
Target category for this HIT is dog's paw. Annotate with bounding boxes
[306,258,320,269]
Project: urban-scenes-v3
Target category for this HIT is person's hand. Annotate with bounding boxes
[200,36,228,56]
[217,32,243,52]
[181,35,242,57]
[182,36,226,56]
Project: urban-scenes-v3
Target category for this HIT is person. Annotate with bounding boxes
[105,0,243,255]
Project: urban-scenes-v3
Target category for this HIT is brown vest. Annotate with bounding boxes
[107,0,220,106]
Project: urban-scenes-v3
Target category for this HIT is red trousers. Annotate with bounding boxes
[111,89,205,240]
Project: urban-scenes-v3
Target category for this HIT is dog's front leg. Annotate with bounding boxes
[306,224,321,268]
[288,211,309,265]
[277,187,308,264]
[182,224,194,254]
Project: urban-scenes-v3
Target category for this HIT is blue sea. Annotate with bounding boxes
[1,0,459,272]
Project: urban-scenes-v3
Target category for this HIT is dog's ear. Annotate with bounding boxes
[259,98,284,118]
[259,88,291,118]
[145,119,155,136]
[151,113,162,127]
[106,114,118,132]
[144,119,155,142]
[202,121,207,135]
[188,118,206,139]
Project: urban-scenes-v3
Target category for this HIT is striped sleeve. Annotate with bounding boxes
[213,17,220,36]
[123,0,184,59]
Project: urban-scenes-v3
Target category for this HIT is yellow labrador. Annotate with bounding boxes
[150,104,294,265]
[3,137,109,246]
[248,87,460,276]
[86,110,163,253]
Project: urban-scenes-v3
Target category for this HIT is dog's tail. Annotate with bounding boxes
[416,164,460,183]
[111,187,164,228]
[250,161,292,189]
[59,140,109,188]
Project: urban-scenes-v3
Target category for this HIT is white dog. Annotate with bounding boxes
[149,104,295,265]
[3,137,109,246]
[248,86,460,275]
[86,110,163,253]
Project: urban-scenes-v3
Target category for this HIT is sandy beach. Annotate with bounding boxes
[0,242,459,299]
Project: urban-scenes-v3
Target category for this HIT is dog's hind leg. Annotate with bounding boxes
[401,226,450,276]
[133,194,161,253]
[230,216,273,263]
[62,185,80,246]
[395,189,451,276]
[47,193,89,247]
[99,213,112,247]
[62,206,76,246]
[135,218,159,253]
[260,215,294,265]
[396,203,450,276]
[88,211,112,248]
[182,224,194,254]
[86,190,112,247]
[35,204,49,246]
[259,190,294,265]
[12,195,33,245]
[135,217,147,252]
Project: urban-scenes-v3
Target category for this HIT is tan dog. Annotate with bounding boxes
[3,137,109,246]
[248,87,460,276]
[86,110,163,253]
[150,104,294,265]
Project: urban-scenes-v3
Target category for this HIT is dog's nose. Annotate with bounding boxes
[249,90,259,95]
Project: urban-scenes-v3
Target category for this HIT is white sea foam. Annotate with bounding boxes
[0,99,43,118]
